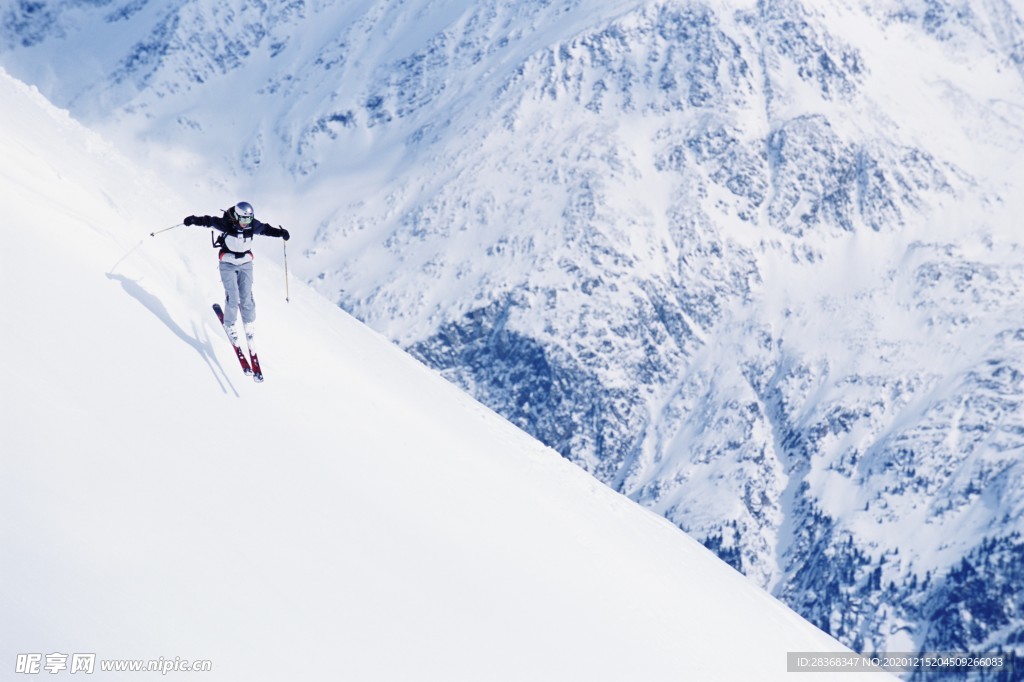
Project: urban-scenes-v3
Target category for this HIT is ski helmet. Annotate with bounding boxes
[234,201,254,226]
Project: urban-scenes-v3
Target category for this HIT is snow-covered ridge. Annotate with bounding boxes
[4,0,1024,663]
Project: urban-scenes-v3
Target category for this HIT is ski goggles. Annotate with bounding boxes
[237,214,253,225]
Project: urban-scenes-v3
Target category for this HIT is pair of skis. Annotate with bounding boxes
[212,304,263,383]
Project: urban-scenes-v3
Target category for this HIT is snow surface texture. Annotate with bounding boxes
[0,66,891,681]
[4,0,1024,664]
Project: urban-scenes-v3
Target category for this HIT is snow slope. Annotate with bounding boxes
[8,0,1024,664]
[0,68,883,681]
[258,3,1024,658]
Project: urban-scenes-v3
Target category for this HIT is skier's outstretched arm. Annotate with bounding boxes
[184,215,232,231]
[254,220,290,241]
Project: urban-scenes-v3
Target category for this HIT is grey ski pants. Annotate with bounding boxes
[219,260,255,326]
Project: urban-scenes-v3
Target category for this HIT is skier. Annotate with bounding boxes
[183,201,290,381]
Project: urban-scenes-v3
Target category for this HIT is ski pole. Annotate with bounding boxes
[109,238,145,273]
[283,240,290,303]
[150,222,183,237]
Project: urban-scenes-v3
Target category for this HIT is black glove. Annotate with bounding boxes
[184,215,198,226]
[280,228,290,241]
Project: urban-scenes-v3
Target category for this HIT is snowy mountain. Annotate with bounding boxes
[4,0,1024,667]
[0,65,889,681]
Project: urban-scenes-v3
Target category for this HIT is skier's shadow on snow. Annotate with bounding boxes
[105,273,239,396]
